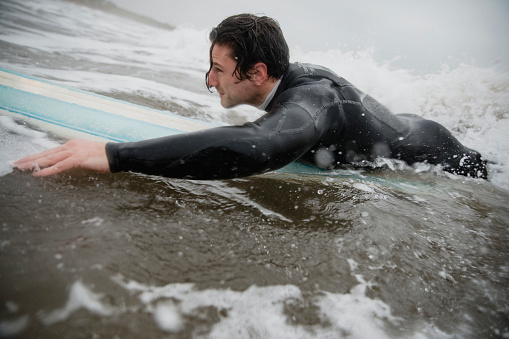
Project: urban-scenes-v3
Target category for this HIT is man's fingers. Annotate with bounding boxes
[14,149,71,171]
[32,157,76,177]
[13,139,109,177]
[13,146,65,166]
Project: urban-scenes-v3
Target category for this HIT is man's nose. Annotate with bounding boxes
[207,71,218,88]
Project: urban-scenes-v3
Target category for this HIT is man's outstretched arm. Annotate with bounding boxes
[14,102,318,179]
[14,139,110,177]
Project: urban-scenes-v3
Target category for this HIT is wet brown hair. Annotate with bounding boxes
[206,14,290,89]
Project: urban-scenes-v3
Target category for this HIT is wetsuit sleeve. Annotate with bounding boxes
[105,103,319,180]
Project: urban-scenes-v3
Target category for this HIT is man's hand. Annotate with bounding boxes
[13,139,110,177]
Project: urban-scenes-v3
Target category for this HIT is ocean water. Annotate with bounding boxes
[1,0,509,338]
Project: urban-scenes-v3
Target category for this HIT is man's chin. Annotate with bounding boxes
[220,100,239,109]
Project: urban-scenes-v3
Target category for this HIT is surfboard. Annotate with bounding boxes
[0,67,217,143]
[0,67,432,190]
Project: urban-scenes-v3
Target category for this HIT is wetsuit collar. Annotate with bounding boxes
[264,65,298,112]
[258,77,282,111]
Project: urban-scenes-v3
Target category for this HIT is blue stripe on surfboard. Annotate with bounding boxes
[0,67,213,127]
[0,84,183,142]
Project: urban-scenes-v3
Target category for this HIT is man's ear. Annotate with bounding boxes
[251,62,269,85]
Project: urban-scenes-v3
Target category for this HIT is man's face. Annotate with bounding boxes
[206,44,260,108]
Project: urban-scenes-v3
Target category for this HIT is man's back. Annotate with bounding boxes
[263,63,487,178]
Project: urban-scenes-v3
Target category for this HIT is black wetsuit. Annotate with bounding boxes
[106,63,487,180]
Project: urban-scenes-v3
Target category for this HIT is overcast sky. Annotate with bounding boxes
[111,0,509,72]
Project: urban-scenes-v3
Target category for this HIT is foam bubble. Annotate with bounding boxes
[153,301,183,333]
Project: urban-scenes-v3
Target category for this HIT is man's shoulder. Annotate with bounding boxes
[289,63,340,77]
[284,63,351,88]
[272,73,342,114]
[266,63,351,112]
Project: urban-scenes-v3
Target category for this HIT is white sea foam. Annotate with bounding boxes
[111,275,379,338]
[108,273,453,339]
[353,182,376,193]
[37,280,114,326]
[153,300,183,333]
[0,116,59,177]
[11,272,450,338]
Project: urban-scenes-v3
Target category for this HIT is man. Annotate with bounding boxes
[14,14,488,180]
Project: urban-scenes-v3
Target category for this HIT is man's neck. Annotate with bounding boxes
[257,77,282,111]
